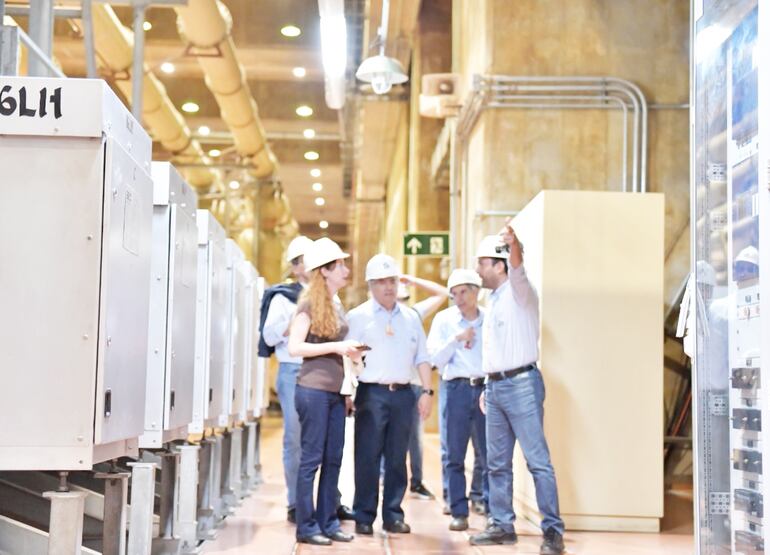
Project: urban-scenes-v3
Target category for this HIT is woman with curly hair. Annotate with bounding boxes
[288,237,363,545]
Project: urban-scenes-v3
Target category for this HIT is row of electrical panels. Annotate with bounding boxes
[0,76,268,470]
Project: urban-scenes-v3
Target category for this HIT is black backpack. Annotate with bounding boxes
[257,282,303,357]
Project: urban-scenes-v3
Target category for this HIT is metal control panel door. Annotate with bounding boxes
[223,240,244,423]
[94,138,153,446]
[231,263,250,422]
[207,239,230,426]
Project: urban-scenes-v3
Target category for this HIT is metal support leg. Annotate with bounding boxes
[209,435,224,524]
[244,421,257,490]
[195,439,215,540]
[219,433,233,516]
[42,491,87,555]
[254,420,263,485]
[176,444,200,553]
[94,472,130,555]
[158,452,179,541]
[223,428,242,508]
[127,462,156,555]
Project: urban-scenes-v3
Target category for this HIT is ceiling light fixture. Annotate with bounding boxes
[292,66,307,78]
[208,149,221,157]
[143,21,152,31]
[304,151,319,161]
[319,220,329,230]
[160,62,175,74]
[229,180,240,190]
[310,168,322,178]
[303,128,316,139]
[312,182,323,192]
[197,125,211,136]
[181,101,199,114]
[355,0,408,95]
[315,197,326,206]
[295,105,313,117]
[319,0,347,109]
[281,25,301,38]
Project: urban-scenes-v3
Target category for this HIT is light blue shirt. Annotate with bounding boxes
[262,292,302,364]
[427,305,485,380]
[346,299,430,384]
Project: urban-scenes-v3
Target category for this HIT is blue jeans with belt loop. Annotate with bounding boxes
[485,368,564,535]
[294,384,346,538]
[276,362,301,510]
[445,379,488,517]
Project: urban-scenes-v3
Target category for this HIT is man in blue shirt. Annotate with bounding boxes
[346,254,434,535]
[427,269,488,532]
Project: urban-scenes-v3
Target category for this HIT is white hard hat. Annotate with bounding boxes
[475,235,508,259]
[696,261,716,287]
[447,268,482,290]
[303,238,350,271]
[365,254,400,281]
[286,235,314,262]
[736,245,759,266]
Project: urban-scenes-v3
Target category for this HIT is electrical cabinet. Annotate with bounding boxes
[220,239,244,426]
[139,162,198,448]
[0,77,153,470]
[691,2,768,553]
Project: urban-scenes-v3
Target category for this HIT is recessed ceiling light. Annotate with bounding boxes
[312,182,323,192]
[208,149,221,157]
[182,101,199,114]
[160,62,175,74]
[304,151,319,161]
[293,66,307,78]
[315,197,326,206]
[295,105,313,117]
[319,220,329,229]
[229,180,240,190]
[197,125,211,136]
[310,168,321,178]
[281,25,301,38]
[303,128,316,139]
[143,21,152,31]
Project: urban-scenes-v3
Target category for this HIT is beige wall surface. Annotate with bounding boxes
[510,190,664,531]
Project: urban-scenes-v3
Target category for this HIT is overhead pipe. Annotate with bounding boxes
[175,0,277,178]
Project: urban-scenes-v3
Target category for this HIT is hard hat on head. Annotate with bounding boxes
[286,235,314,262]
[365,254,400,281]
[447,268,482,291]
[736,245,759,267]
[475,235,508,259]
[696,261,716,287]
[303,238,350,271]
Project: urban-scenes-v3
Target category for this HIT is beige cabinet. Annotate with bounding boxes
[510,190,664,532]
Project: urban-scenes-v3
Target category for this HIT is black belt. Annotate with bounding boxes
[359,382,411,391]
[448,376,486,387]
[487,363,536,382]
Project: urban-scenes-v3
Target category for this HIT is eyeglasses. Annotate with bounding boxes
[290,257,303,266]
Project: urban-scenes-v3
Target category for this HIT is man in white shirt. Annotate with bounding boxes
[346,254,434,536]
[427,269,488,532]
[469,227,564,555]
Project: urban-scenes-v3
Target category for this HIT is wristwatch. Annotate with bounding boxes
[421,388,434,397]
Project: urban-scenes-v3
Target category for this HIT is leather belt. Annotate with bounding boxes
[359,382,411,391]
[448,376,486,387]
[487,363,536,382]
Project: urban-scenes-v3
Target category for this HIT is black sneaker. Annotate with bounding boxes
[469,524,518,546]
[409,483,435,500]
[287,508,296,524]
[540,528,565,555]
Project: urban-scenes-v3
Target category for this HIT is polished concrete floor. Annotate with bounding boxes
[202,417,694,554]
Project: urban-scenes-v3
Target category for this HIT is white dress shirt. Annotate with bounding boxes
[482,264,540,374]
[262,290,303,364]
[427,305,485,380]
[346,299,430,384]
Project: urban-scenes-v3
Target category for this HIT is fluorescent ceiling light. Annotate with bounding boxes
[319,220,329,229]
[181,101,199,113]
[197,125,211,136]
[295,105,314,117]
[303,128,316,139]
[293,66,307,78]
[208,149,221,157]
[229,180,240,190]
[160,62,175,74]
[315,197,326,206]
[304,151,319,161]
[312,182,323,192]
[281,25,301,38]
[143,21,152,31]
[310,168,322,178]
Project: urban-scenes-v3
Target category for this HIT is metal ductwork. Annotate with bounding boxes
[89,4,217,189]
[175,0,277,178]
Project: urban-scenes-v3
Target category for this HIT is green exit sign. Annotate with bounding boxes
[403,232,450,256]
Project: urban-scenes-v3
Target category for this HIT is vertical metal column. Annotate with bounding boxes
[127,462,157,555]
[176,444,200,552]
[81,0,97,78]
[27,0,54,76]
[131,0,147,120]
[42,491,87,555]
[94,472,130,555]
[0,24,20,76]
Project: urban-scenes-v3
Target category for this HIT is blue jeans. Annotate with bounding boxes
[440,379,485,502]
[276,362,301,509]
[408,384,423,487]
[445,379,488,517]
[353,384,415,526]
[486,368,564,535]
[294,385,346,538]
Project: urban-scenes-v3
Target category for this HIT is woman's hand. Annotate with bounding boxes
[345,396,355,417]
[336,339,364,358]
